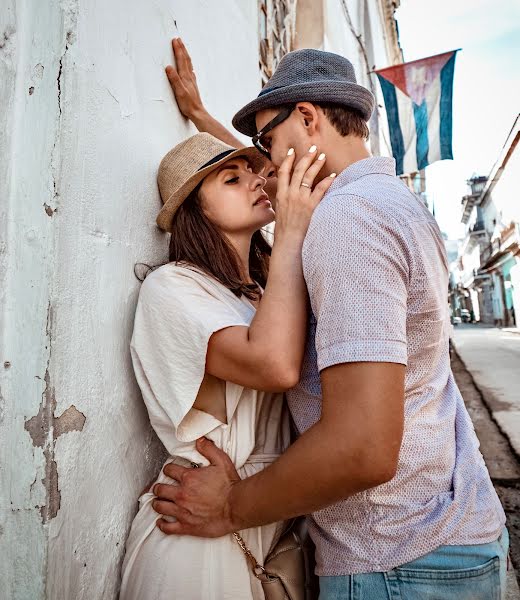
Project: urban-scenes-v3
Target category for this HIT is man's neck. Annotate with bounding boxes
[319,136,372,182]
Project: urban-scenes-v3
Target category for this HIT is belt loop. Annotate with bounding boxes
[383,570,402,600]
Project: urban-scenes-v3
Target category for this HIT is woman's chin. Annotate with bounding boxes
[260,211,275,226]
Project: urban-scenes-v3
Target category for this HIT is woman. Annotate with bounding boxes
[119,131,335,599]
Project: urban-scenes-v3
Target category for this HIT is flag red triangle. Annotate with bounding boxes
[375,51,456,105]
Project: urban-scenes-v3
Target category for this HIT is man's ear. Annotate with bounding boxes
[295,102,319,135]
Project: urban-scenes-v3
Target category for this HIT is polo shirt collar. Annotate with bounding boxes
[329,156,396,191]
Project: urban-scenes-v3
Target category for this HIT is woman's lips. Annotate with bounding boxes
[253,194,271,207]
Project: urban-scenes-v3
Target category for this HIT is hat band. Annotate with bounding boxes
[198,149,235,171]
[258,85,281,97]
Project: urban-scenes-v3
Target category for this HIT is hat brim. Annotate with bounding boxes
[232,81,375,137]
[156,146,265,232]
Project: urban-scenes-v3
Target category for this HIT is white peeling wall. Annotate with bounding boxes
[0,1,260,598]
[1,2,62,599]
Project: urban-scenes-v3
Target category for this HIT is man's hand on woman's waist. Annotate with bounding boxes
[152,437,241,537]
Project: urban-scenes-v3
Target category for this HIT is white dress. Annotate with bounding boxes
[120,264,290,600]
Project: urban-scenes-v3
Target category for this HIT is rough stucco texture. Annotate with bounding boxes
[0,1,260,598]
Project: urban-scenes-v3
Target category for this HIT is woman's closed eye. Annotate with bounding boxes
[225,176,239,184]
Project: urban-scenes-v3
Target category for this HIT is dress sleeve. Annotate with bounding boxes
[130,266,250,442]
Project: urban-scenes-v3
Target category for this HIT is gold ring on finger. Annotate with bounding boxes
[300,182,311,188]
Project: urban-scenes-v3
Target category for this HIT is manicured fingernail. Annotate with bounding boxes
[329,173,337,178]
[309,145,317,153]
[318,153,326,160]
[287,148,294,156]
[153,485,159,496]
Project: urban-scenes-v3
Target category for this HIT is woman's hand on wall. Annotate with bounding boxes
[165,37,245,149]
[165,38,206,122]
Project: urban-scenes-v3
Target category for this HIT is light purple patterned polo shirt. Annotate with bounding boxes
[287,157,505,576]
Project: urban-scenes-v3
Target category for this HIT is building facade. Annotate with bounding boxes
[0,1,402,597]
[479,116,520,327]
[452,175,489,322]
[451,115,520,327]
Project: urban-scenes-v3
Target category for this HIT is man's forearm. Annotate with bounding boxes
[191,109,245,148]
[229,419,388,529]
[155,363,403,538]
[229,363,404,529]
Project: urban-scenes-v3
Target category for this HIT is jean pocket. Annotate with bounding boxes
[388,556,501,600]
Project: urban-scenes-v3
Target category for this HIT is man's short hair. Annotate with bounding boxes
[315,102,370,140]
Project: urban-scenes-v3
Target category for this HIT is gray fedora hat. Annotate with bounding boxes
[232,48,375,137]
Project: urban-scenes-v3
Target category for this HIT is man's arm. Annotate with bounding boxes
[229,360,404,527]
[153,361,404,536]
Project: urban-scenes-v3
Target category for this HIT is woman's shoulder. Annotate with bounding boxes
[138,262,230,308]
[141,262,204,290]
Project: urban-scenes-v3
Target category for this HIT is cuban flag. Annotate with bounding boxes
[375,50,458,175]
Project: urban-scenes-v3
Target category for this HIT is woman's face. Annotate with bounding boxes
[199,157,274,235]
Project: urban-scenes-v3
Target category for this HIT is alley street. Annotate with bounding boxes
[452,325,520,457]
[451,326,520,596]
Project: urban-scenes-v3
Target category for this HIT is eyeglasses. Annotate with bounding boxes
[252,105,295,160]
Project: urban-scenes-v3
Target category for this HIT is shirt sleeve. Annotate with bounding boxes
[130,266,249,442]
[302,193,409,372]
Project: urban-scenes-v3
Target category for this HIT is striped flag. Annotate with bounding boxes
[375,50,458,175]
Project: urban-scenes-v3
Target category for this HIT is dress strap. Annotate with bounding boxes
[244,453,281,465]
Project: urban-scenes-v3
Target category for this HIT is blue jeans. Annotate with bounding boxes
[320,528,509,600]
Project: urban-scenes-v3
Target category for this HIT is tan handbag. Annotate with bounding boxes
[168,456,318,599]
[233,519,318,600]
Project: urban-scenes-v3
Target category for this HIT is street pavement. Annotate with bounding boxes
[452,324,520,458]
[451,345,520,598]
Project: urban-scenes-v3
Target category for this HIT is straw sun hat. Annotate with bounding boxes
[156,132,265,232]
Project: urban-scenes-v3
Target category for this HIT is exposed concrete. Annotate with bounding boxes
[24,370,86,524]
[53,405,86,439]
[41,448,61,523]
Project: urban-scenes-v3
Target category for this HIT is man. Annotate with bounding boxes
[153,43,508,598]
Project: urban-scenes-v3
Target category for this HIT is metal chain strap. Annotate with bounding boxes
[232,532,269,579]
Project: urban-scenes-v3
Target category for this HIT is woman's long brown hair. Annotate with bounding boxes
[165,185,271,301]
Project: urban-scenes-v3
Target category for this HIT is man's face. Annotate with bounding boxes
[254,107,309,169]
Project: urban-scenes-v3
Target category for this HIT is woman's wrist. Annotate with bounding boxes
[273,228,306,249]
[190,106,212,129]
